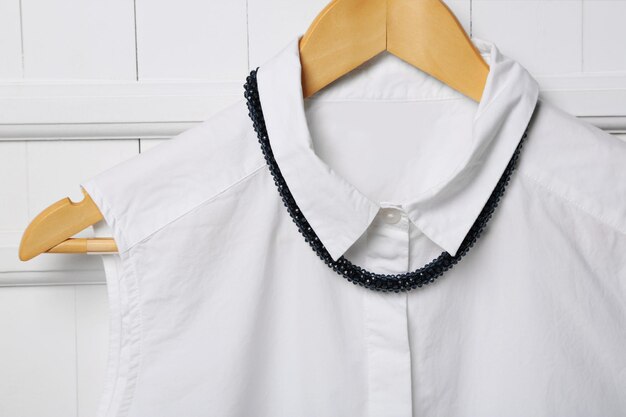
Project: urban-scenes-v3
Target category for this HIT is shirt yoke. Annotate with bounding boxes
[134,97,266,249]
[84,97,265,253]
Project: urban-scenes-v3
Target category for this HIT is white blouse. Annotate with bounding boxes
[81,35,626,417]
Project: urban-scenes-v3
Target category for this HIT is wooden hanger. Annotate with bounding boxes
[19,0,488,261]
[300,0,488,100]
[19,187,117,260]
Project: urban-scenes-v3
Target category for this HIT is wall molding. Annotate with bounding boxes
[0,231,106,286]
[0,80,242,140]
[538,73,626,133]
[1,74,626,141]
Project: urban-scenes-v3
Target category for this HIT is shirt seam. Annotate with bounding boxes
[82,178,131,255]
[519,169,626,237]
[127,162,267,250]
[118,245,143,417]
[95,256,123,417]
[96,247,142,417]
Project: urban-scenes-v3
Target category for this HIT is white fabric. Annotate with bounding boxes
[80,35,626,417]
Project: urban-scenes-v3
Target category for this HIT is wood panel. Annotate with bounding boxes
[75,285,109,417]
[0,142,28,231]
[0,81,242,137]
[0,286,78,417]
[472,0,583,74]
[135,0,248,80]
[247,0,332,69]
[0,0,22,78]
[140,138,169,153]
[20,0,136,80]
[26,140,139,218]
[583,0,626,72]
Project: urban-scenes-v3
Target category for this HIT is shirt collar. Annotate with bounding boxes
[256,35,539,262]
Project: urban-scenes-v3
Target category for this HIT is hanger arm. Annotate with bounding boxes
[19,187,117,261]
[300,0,488,101]
[387,0,489,102]
[299,0,387,99]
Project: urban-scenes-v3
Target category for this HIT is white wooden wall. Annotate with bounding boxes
[1,1,625,416]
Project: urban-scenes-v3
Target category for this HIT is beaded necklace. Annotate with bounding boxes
[243,67,530,293]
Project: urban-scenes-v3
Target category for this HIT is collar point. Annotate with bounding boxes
[326,245,346,264]
[430,232,464,260]
[446,245,461,258]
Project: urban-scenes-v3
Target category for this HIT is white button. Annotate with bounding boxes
[380,208,401,224]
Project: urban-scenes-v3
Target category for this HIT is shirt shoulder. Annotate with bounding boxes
[518,97,626,236]
[80,97,265,253]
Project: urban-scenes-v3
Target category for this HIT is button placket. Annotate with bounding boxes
[362,206,413,417]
